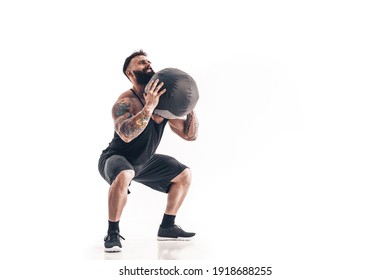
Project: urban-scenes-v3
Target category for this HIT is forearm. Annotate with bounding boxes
[183,111,199,141]
[115,106,153,143]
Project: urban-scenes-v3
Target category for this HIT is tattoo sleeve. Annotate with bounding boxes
[112,99,151,143]
[183,111,199,140]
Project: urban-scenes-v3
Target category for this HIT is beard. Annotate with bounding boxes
[133,69,155,85]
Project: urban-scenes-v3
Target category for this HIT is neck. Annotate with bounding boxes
[130,85,146,107]
[132,84,146,96]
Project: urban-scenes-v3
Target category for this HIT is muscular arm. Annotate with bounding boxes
[112,98,152,143]
[168,110,199,141]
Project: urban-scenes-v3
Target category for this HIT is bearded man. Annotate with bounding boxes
[98,50,199,252]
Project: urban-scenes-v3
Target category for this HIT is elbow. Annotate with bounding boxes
[116,131,132,143]
[185,134,198,141]
[115,125,134,143]
[120,133,135,143]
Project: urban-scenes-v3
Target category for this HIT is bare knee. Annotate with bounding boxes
[111,170,134,191]
[172,168,192,187]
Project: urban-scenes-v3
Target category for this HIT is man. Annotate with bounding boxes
[98,50,199,252]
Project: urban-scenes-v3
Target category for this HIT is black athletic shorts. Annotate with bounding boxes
[98,153,188,193]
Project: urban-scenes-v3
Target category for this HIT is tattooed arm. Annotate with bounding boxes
[112,80,166,143]
[168,110,199,141]
[112,98,152,143]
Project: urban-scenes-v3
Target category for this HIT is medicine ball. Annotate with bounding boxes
[145,68,199,119]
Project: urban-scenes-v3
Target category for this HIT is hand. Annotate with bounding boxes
[143,79,166,112]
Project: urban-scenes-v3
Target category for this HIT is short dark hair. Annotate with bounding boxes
[122,49,147,77]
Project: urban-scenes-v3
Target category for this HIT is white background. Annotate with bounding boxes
[1,0,389,279]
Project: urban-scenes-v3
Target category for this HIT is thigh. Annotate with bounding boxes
[134,154,188,193]
[99,154,135,185]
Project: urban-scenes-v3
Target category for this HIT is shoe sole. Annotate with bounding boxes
[157,236,194,241]
[104,246,122,252]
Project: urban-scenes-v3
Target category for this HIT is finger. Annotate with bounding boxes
[150,79,159,90]
[155,81,164,91]
[156,88,166,97]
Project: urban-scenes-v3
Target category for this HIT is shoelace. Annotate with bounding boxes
[104,232,125,241]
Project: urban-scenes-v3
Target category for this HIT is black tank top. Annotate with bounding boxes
[101,89,168,165]
[101,118,168,165]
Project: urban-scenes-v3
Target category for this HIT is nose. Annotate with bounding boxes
[145,64,153,71]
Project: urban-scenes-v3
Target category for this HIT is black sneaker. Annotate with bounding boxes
[104,230,125,252]
[157,225,196,241]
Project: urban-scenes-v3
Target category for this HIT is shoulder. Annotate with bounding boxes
[112,97,132,117]
[112,91,143,119]
[112,90,135,118]
[114,90,137,108]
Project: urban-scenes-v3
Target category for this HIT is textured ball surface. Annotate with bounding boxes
[146,68,199,119]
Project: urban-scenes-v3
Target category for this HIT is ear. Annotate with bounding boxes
[126,69,134,80]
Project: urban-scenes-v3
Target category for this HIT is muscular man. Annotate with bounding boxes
[98,50,199,252]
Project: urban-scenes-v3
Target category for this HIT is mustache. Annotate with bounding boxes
[133,69,155,85]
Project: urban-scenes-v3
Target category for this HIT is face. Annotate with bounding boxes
[127,55,155,85]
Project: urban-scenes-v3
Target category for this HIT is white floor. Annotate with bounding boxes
[85,237,210,260]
